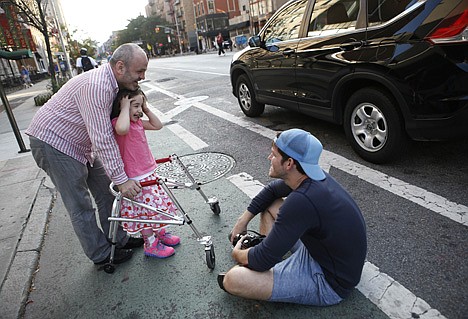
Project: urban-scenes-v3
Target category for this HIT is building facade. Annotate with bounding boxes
[0,0,71,86]
[147,0,287,52]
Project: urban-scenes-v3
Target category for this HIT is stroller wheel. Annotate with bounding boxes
[205,245,215,269]
[210,202,221,215]
[104,263,115,274]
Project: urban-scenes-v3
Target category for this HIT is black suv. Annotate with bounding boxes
[230,0,468,163]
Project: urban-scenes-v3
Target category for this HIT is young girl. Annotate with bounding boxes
[111,88,180,258]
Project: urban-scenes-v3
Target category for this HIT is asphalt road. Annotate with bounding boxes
[23,52,467,319]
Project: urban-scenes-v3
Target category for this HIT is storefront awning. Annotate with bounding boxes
[228,20,250,31]
[0,49,34,60]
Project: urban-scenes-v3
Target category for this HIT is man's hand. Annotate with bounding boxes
[230,224,248,244]
[229,210,255,244]
[232,235,250,266]
[117,180,141,198]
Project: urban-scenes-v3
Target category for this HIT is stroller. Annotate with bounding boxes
[103,153,233,274]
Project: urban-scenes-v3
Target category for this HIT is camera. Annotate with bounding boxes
[232,231,265,249]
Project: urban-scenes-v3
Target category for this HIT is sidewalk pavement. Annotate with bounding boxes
[0,79,57,319]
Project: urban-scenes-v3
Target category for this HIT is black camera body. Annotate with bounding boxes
[233,231,265,249]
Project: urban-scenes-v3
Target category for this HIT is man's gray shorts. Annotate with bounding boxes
[269,242,343,306]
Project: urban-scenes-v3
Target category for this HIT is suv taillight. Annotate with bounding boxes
[426,8,468,44]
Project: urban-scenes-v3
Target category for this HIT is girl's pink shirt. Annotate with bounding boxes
[111,118,157,179]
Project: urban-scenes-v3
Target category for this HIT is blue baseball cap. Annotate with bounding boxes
[274,129,326,181]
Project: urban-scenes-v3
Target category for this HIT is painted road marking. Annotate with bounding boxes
[227,172,447,319]
[143,78,467,227]
[147,101,208,151]
[151,66,228,77]
[142,82,468,226]
[192,102,468,226]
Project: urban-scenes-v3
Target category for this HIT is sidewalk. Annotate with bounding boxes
[0,79,57,319]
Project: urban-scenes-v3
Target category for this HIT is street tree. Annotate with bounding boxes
[115,15,171,54]
[64,26,100,67]
[3,0,60,92]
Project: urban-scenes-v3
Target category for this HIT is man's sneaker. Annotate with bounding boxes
[157,228,180,246]
[144,238,175,258]
[94,249,133,265]
[217,272,227,292]
[120,237,144,249]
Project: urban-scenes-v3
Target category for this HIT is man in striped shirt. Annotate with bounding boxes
[26,43,148,266]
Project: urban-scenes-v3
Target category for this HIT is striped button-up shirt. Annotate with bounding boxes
[26,63,127,184]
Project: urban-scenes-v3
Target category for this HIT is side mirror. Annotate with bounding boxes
[248,36,261,48]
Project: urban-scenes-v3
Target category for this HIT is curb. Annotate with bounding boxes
[0,176,56,319]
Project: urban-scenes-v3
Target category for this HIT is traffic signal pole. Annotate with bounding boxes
[0,82,30,154]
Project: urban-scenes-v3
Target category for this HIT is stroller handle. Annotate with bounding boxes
[155,157,172,164]
[140,179,160,187]
[108,179,160,196]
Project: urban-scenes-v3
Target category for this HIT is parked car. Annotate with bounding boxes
[230,0,468,163]
[223,39,233,51]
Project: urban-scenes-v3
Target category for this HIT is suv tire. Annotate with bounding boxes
[344,87,407,163]
[236,74,265,117]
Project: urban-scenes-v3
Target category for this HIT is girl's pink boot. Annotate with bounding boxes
[157,228,180,246]
[144,237,175,258]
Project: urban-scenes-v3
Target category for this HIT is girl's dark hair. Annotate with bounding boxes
[275,132,306,175]
[110,88,146,119]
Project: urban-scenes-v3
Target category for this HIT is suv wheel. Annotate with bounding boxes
[344,87,406,163]
[236,74,265,117]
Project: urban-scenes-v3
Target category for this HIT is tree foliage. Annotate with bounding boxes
[114,15,175,51]
[3,0,59,91]
[65,31,99,63]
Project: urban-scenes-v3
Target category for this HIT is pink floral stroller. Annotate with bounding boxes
[104,153,233,274]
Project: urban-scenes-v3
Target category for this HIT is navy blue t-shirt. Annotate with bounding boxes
[247,173,367,298]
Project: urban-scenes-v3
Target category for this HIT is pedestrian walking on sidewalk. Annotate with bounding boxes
[216,32,225,56]
[111,88,181,259]
[26,43,149,266]
[76,48,98,74]
[21,66,33,88]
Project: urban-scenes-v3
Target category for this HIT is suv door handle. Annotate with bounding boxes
[282,48,296,56]
[339,41,363,51]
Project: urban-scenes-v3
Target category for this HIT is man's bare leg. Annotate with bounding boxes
[259,199,283,235]
[223,265,274,300]
[222,199,284,299]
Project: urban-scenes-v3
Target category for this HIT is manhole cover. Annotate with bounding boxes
[155,152,235,185]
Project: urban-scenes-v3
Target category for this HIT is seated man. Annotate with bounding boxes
[219,128,367,306]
